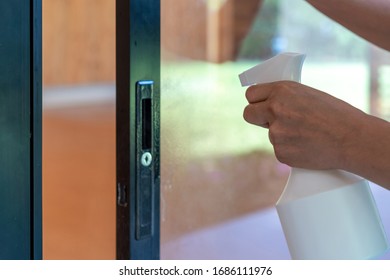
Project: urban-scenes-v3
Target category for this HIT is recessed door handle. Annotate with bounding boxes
[135,80,154,240]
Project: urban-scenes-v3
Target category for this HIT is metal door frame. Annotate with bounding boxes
[0,0,42,260]
[116,0,161,260]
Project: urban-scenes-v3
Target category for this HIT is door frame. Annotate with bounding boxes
[0,0,42,260]
[116,0,161,260]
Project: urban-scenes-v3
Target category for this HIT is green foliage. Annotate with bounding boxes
[238,0,280,59]
[238,0,368,61]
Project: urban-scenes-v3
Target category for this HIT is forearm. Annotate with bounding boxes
[306,0,390,51]
[342,114,390,190]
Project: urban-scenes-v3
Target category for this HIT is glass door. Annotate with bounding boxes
[160,0,390,259]
[160,0,289,259]
[43,0,116,259]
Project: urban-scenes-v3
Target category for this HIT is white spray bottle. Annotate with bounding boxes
[239,52,389,259]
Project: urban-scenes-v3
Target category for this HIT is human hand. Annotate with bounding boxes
[243,81,367,170]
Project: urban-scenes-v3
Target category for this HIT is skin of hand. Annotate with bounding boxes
[243,80,390,189]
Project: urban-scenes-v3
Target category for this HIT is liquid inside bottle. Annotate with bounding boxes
[276,168,389,259]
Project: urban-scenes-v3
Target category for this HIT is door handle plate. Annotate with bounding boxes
[135,80,154,240]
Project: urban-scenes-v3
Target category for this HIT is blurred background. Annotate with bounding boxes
[43,0,390,259]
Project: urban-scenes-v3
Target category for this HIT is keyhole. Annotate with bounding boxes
[141,152,152,167]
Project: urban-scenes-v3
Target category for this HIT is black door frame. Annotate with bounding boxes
[0,0,42,260]
[116,0,161,260]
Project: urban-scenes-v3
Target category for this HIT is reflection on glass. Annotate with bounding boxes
[161,0,390,259]
[161,0,288,259]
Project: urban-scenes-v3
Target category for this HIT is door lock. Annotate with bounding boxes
[141,152,153,167]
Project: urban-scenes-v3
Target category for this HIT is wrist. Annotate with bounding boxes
[337,112,372,173]
[341,114,389,180]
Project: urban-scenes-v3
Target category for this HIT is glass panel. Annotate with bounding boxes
[160,0,390,259]
[42,0,116,259]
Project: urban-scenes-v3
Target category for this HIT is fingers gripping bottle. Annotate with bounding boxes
[239,52,389,259]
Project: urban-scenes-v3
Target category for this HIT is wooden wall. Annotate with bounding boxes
[43,0,262,85]
[161,0,208,60]
[162,0,262,63]
[43,0,116,86]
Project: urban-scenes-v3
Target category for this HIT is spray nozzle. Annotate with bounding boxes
[239,52,306,86]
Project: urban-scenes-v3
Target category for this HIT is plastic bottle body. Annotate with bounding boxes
[276,169,389,259]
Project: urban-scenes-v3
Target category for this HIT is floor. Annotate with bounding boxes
[43,85,116,259]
